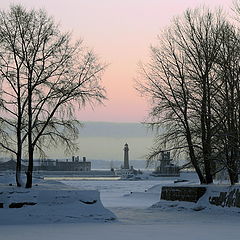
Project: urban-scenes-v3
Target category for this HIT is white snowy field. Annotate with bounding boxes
[1,172,240,240]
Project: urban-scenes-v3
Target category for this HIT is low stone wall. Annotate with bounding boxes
[161,185,240,208]
[161,186,206,203]
[209,188,240,208]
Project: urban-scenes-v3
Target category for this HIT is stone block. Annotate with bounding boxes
[161,186,206,203]
[9,202,36,208]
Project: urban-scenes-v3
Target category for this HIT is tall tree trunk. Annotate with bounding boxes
[229,86,239,184]
[201,80,213,184]
[15,154,22,187]
[188,141,205,184]
[25,146,33,188]
[16,72,22,187]
[185,117,205,184]
[206,78,213,184]
[228,149,239,185]
[224,78,239,185]
[16,126,22,187]
[26,78,33,189]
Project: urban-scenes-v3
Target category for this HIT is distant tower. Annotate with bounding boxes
[123,143,129,169]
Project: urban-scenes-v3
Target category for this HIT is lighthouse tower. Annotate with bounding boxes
[123,143,129,169]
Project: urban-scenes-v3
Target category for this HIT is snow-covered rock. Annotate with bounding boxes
[152,184,240,215]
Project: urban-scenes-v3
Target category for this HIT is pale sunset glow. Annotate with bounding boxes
[1,0,234,123]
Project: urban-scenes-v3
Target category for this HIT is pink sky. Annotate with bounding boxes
[2,0,234,123]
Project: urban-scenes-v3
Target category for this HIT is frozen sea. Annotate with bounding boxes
[1,172,240,240]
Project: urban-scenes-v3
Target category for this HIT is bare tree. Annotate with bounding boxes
[0,5,106,188]
[0,5,29,186]
[137,7,226,184]
[137,32,205,183]
[213,23,240,184]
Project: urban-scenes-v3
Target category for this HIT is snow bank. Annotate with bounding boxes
[0,173,115,224]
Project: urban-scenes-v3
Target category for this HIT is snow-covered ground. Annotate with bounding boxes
[0,172,115,225]
[1,171,240,240]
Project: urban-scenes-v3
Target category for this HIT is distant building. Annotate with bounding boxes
[0,159,16,171]
[40,156,91,171]
[0,157,91,172]
[123,143,130,169]
[0,159,27,171]
[41,159,56,168]
[152,151,180,177]
[114,143,140,179]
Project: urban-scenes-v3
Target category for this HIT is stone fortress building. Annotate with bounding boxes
[40,156,91,171]
[152,151,180,177]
